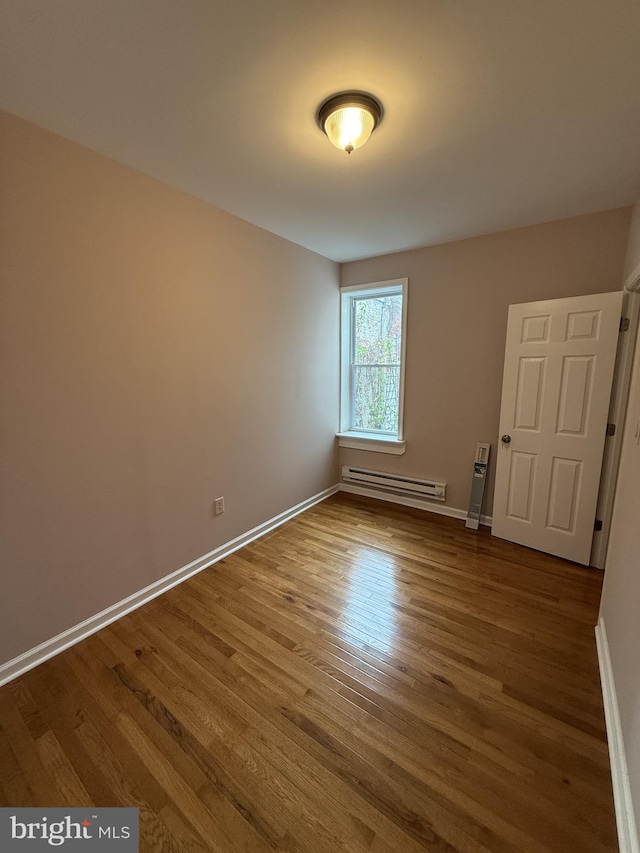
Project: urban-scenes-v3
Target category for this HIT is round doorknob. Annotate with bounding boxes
[501,434,512,444]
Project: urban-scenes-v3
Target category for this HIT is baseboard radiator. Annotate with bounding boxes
[341,466,446,501]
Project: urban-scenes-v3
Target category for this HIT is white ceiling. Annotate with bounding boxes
[2,1,640,262]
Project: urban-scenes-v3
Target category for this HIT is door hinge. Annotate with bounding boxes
[606,423,616,437]
[620,317,630,332]
[594,519,603,532]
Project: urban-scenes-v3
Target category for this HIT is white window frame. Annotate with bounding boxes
[337,278,408,455]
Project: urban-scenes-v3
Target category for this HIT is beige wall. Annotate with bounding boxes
[599,201,640,841]
[340,209,631,516]
[0,110,339,665]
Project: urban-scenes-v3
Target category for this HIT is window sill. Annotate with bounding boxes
[336,432,406,455]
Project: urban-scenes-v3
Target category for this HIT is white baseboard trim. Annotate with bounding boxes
[595,617,640,853]
[0,484,340,687]
[339,483,492,527]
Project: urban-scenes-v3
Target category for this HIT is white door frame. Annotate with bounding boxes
[591,274,640,568]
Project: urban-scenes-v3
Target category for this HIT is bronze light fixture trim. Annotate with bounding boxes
[317,92,383,154]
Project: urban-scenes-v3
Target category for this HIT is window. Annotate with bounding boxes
[339,279,407,454]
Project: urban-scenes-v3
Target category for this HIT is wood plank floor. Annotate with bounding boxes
[0,492,617,852]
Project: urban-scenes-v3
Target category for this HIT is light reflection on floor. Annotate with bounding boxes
[340,546,401,655]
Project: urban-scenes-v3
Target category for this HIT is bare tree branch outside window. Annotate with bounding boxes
[353,295,402,432]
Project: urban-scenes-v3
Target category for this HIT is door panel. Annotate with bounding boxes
[566,310,600,340]
[515,358,546,430]
[546,457,582,532]
[492,291,623,564]
[555,356,593,435]
[521,314,551,343]
[506,452,536,521]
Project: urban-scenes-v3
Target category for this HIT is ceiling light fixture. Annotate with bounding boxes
[317,92,383,154]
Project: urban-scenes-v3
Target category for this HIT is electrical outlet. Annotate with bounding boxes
[214,497,225,515]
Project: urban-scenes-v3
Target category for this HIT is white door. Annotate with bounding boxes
[492,291,623,564]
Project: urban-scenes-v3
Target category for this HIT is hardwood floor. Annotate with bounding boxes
[0,492,617,852]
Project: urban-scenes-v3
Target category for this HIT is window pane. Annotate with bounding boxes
[354,295,402,365]
[353,365,400,433]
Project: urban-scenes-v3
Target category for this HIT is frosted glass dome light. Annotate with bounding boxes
[317,93,382,154]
